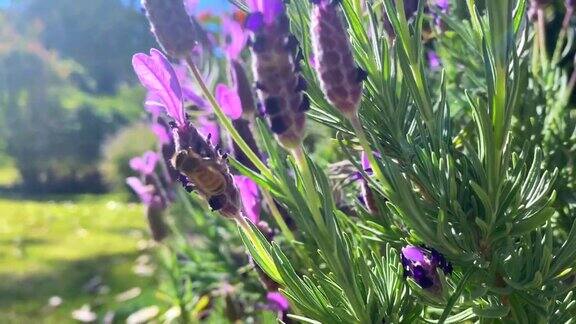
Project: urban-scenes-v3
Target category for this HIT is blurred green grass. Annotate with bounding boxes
[0,180,159,323]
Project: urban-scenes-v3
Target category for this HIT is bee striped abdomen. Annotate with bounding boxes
[192,166,227,195]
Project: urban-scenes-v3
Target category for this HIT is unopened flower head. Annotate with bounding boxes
[141,0,197,58]
[401,245,453,292]
[310,0,366,118]
[246,0,309,149]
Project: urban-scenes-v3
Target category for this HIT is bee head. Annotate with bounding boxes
[173,149,201,173]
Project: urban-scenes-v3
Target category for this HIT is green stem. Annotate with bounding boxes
[349,113,393,198]
[536,7,548,70]
[185,57,272,179]
[292,146,325,229]
[551,9,573,65]
[262,190,294,243]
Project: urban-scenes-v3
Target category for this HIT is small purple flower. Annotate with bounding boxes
[216,83,243,120]
[129,151,159,176]
[127,177,156,205]
[267,291,289,312]
[427,50,441,70]
[234,175,260,223]
[436,0,449,11]
[401,245,453,291]
[133,49,186,128]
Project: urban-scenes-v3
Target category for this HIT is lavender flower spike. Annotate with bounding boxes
[141,0,197,58]
[247,0,309,149]
[133,48,241,218]
[310,0,366,118]
[401,245,453,292]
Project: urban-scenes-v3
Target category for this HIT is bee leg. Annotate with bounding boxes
[208,194,227,211]
[184,184,195,193]
[221,152,228,160]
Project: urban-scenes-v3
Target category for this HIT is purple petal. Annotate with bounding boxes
[126,177,154,205]
[436,0,450,11]
[222,18,248,60]
[173,64,207,108]
[267,292,289,311]
[144,92,165,116]
[262,0,285,25]
[197,116,219,145]
[130,151,159,175]
[361,152,370,171]
[132,49,185,127]
[151,122,171,145]
[234,175,260,223]
[401,246,426,263]
[245,12,265,32]
[246,0,259,11]
[215,84,242,120]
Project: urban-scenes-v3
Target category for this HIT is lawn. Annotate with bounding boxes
[0,193,159,323]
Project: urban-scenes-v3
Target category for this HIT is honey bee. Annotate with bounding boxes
[172,148,228,211]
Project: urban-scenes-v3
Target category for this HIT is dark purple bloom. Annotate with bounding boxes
[382,0,419,39]
[141,0,198,58]
[248,0,308,149]
[401,245,452,291]
[310,0,365,117]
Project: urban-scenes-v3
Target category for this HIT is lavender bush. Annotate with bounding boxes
[126,0,576,322]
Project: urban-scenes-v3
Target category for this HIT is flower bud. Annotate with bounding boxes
[311,0,365,117]
[141,0,197,58]
[146,196,169,241]
[401,245,452,292]
[231,60,257,119]
[246,2,308,149]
